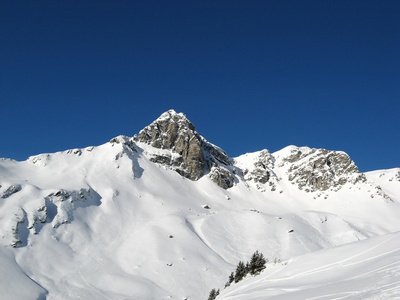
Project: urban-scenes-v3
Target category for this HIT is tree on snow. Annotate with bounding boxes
[225,272,235,288]
[208,288,219,300]
[234,261,247,283]
[248,250,267,275]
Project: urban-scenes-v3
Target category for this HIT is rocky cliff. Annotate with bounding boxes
[234,145,371,194]
[133,110,374,193]
[133,110,235,188]
[276,146,366,192]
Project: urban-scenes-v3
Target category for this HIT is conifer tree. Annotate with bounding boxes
[248,250,267,275]
[208,288,219,300]
[225,272,235,288]
[234,261,247,283]
[208,288,216,300]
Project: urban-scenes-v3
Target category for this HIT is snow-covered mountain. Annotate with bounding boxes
[1,110,399,300]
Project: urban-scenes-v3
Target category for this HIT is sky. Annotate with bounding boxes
[0,0,399,172]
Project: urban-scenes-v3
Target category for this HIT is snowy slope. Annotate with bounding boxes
[218,231,400,299]
[0,110,399,299]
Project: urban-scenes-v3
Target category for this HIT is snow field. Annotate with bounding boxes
[0,140,399,299]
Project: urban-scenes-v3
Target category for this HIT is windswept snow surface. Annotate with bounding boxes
[218,231,400,299]
[0,137,399,299]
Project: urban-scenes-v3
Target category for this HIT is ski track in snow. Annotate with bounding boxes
[219,232,400,300]
[284,235,398,280]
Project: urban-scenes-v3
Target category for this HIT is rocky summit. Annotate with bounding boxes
[134,110,206,180]
[277,146,366,192]
[132,110,369,194]
[134,110,235,188]
[132,110,378,193]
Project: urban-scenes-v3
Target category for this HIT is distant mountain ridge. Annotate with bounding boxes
[133,110,379,195]
[0,109,399,299]
[108,109,367,192]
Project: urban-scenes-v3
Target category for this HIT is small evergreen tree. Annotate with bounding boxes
[225,272,235,288]
[208,289,216,300]
[234,261,247,283]
[208,288,219,300]
[218,251,268,294]
[248,250,267,275]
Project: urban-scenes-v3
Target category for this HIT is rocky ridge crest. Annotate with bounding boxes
[132,110,375,193]
[234,150,281,192]
[278,146,366,192]
[133,110,235,189]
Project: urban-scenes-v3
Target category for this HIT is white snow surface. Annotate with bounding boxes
[0,137,399,299]
[218,231,400,299]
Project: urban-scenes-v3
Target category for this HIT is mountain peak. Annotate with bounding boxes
[158,109,187,120]
[153,109,196,131]
[135,110,197,149]
[133,110,233,187]
[133,110,206,180]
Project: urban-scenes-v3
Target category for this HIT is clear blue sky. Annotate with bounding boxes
[1,1,399,172]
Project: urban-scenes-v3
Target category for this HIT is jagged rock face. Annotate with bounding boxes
[134,110,233,187]
[134,110,205,180]
[1,184,22,199]
[209,166,235,190]
[242,150,275,184]
[202,142,230,166]
[234,150,280,192]
[282,147,365,191]
[133,111,369,192]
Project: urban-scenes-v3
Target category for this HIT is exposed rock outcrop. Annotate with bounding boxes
[241,150,275,184]
[209,165,235,190]
[234,150,280,192]
[1,184,22,199]
[130,111,371,193]
[134,110,205,180]
[279,146,366,192]
[134,110,235,188]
